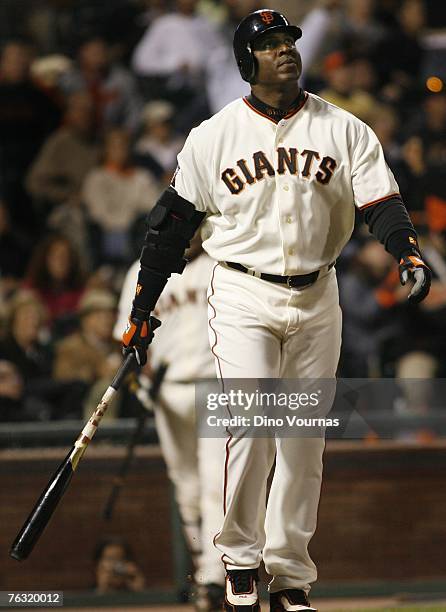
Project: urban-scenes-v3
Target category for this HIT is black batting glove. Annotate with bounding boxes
[122,307,161,366]
[399,251,432,304]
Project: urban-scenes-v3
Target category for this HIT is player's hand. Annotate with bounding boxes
[399,251,431,304]
[122,308,161,366]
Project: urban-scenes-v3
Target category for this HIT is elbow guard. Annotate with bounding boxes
[133,187,206,312]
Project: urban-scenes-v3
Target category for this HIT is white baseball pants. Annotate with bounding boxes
[154,381,226,586]
[207,263,342,593]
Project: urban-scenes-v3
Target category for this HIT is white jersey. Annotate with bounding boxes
[172,92,399,276]
[114,253,216,381]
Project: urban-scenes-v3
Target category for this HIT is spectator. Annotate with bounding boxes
[0,200,31,297]
[341,234,446,384]
[30,54,72,90]
[133,100,185,183]
[132,0,219,84]
[132,0,221,125]
[318,51,378,124]
[30,54,72,108]
[393,241,446,382]
[350,54,378,96]
[23,233,86,334]
[0,39,61,234]
[407,89,446,166]
[402,90,446,233]
[296,0,344,84]
[393,136,428,225]
[26,91,99,216]
[0,359,24,422]
[0,290,66,420]
[338,0,385,55]
[338,238,406,377]
[82,128,160,265]
[369,104,401,167]
[59,35,142,133]
[373,0,426,109]
[53,289,121,418]
[94,537,145,593]
[204,0,255,113]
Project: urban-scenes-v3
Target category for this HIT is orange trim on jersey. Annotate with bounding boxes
[284,92,308,119]
[358,192,401,210]
[243,92,308,124]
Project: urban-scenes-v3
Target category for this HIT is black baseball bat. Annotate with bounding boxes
[102,362,168,520]
[9,352,137,561]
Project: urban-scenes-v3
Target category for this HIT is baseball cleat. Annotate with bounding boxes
[224,568,260,611]
[192,582,225,611]
[270,589,317,611]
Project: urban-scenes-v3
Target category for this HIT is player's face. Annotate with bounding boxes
[252,30,301,85]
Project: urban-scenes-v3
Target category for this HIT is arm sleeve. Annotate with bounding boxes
[351,122,422,260]
[351,121,400,210]
[363,196,420,260]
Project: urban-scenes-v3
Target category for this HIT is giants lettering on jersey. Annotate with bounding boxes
[221,147,337,194]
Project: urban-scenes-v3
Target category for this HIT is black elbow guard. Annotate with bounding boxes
[142,186,205,274]
[133,187,206,312]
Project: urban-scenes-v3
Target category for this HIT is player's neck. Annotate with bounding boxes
[250,83,301,111]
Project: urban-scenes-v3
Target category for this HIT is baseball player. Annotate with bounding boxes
[115,235,226,611]
[122,9,431,612]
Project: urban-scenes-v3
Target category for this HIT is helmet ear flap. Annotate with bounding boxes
[238,43,255,82]
[238,43,257,83]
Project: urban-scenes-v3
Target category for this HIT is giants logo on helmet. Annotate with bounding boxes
[260,11,274,24]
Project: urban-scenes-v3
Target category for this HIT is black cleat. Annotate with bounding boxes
[270,588,317,611]
[192,582,225,611]
[224,568,260,611]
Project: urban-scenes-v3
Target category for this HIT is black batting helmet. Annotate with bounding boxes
[233,9,302,83]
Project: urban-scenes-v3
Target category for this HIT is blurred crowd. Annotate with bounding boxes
[0,0,446,424]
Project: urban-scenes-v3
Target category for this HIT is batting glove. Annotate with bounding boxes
[122,308,161,366]
[399,251,432,304]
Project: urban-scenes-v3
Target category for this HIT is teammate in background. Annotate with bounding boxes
[122,9,431,612]
[115,234,225,611]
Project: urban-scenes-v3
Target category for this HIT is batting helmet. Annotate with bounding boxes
[233,9,302,83]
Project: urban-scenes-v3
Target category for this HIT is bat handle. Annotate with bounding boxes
[112,352,137,389]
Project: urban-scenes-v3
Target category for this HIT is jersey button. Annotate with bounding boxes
[278,138,284,144]
[283,184,289,191]
[288,247,295,256]
[286,216,293,224]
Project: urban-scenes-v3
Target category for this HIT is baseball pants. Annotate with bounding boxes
[154,381,226,586]
[207,263,342,593]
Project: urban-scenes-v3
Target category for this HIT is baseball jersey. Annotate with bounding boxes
[114,253,216,381]
[172,92,400,275]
